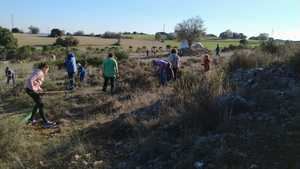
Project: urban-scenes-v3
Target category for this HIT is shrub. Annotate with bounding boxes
[240,39,248,46]
[73,30,84,36]
[17,45,35,60]
[289,50,300,73]
[221,44,248,52]
[54,36,79,47]
[11,27,23,33]
[260,39,280,54]
[115,49,129,60]
[50,28,64,37]
[225,51,256,72]
[102,32,121,39]
[0,27,18,49]
[28,25,39,34]
[167,71,226,133]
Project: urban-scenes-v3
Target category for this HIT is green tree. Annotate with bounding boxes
[54,36,79,47]
[11,27,23,33]
[0,27,18,49]
[50,28,65,37]
[28,25,40,34]
[175,16,206,48]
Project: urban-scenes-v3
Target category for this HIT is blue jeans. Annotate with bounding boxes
[68,72,75,89]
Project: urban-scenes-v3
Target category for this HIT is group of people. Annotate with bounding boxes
[23,52,118,128]
[152,48,214,86]
[17,45,220,128]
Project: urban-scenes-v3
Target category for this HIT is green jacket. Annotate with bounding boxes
[102,57,118,78]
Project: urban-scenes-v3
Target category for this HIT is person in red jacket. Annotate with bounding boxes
[202,54,210,72]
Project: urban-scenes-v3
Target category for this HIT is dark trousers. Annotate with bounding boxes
[159,70,167,86]
[6,76,15,85]
[25,88,47,123]
[68,72,75,89]
[103,77,115,93]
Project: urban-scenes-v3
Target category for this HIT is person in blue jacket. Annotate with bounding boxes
[64,52,77,90]
[77,63,86,83]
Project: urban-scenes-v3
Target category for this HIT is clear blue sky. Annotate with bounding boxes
[0,0,299,40]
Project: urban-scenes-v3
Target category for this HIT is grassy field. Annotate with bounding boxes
[164,39,261,50]
[14,33,260,51]
[14,33,164,50]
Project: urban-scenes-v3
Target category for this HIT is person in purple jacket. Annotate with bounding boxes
[152,59,174,86]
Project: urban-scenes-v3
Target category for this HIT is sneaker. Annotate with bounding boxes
[27,119,38,125]
[43,121,57,128]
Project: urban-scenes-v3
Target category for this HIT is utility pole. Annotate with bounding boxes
[11,14,14,30]
[163,24,165,32]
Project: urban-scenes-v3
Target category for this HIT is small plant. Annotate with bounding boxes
[115,49,129,60]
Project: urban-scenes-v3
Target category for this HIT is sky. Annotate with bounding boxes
[0,0,299,40]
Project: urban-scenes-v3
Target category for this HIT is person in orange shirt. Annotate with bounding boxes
[202,54,210,72]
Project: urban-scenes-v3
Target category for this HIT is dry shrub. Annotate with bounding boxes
[166,70,229,133]
[120,60,156,92]
[289,49,300,73]
[0,119,43,169]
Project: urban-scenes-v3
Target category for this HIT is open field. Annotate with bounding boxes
[14,33,261,51]
[14,33,165,50]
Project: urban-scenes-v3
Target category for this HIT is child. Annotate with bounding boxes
[5,67,16,86]
[202,54,210,72]
[77,63,86,83]
[152,60,174,86]
[64,52,77,90]
[168,48,181,80]
[25,63,56,128]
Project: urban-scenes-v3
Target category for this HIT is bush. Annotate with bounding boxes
[240,39,248,46]
[50,28,64,37]
[115,50,129,60]
[17,45,35,60]
[289,50,300,73]
[54,36,79,47]
[0,27,18,49]
[28,25,39,34]
[102,32,121,39]
[222,44,246,52]
[260,39,280,54]
[73,30,84,36]
[225,52,257,72]
[11,27,23,33]
[168,72,226,132]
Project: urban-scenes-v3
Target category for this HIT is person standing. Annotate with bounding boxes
[25,63,56,128]
[102,53,118,94]
[216,44,221,57]
[64,52,77,90]
[5,67,16,86]
[168,49,181,80]
[202,54,211,72]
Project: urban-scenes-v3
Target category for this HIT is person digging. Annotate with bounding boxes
[25,62,56,128]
